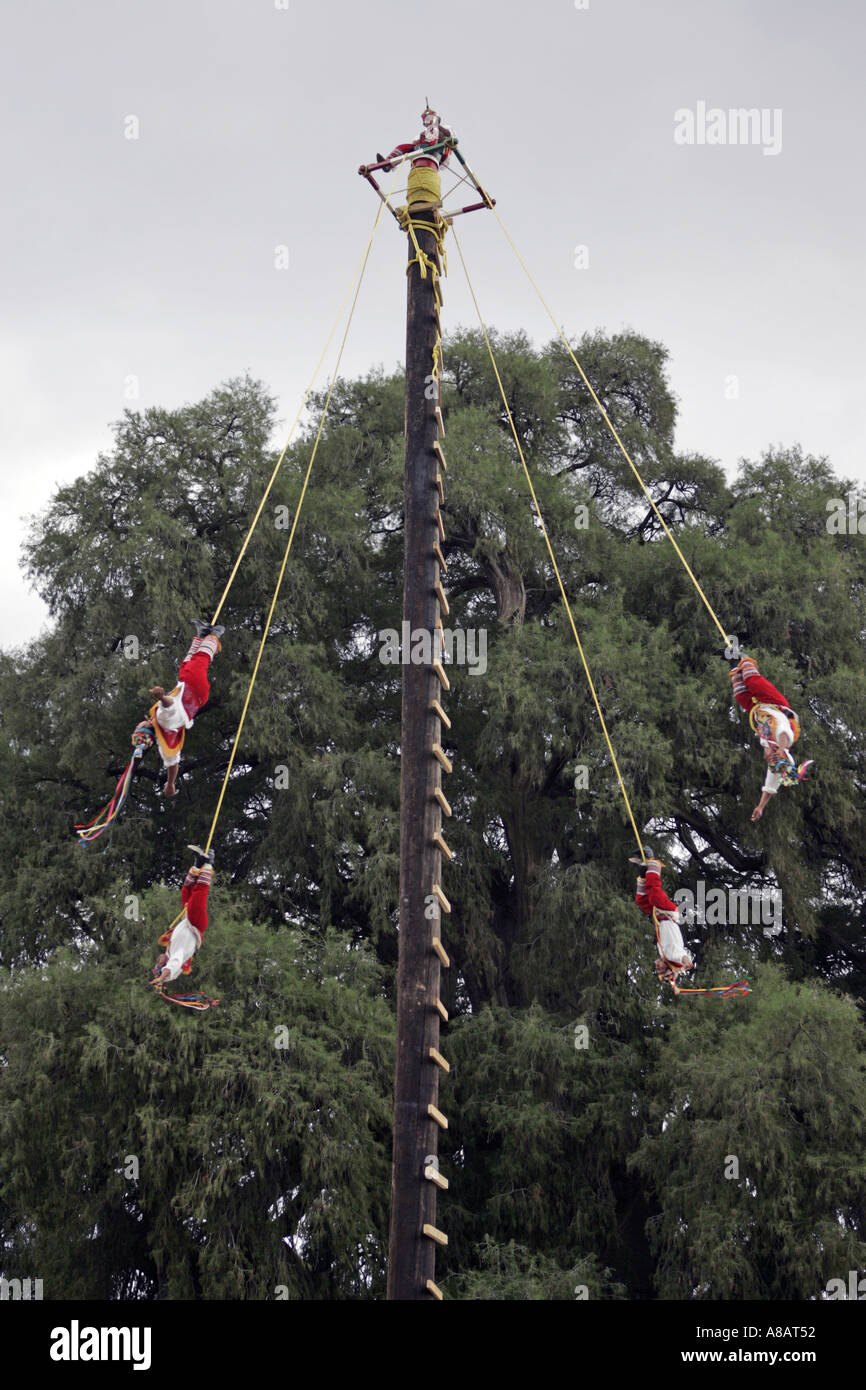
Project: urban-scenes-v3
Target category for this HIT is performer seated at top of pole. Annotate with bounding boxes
[729,654,812,822]
[151,845,215,986]
[377,103,454,209]
[631,846,694,986]
[147,620,225,798]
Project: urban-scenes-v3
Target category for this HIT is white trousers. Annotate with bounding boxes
[656,912,688,966]
[164,916,201,982]
[754,704,795,794]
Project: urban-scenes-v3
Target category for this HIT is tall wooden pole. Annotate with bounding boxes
[386,192,452,1301]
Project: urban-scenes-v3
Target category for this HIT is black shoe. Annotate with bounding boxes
[187,843,215,868]
[193,619,226,639]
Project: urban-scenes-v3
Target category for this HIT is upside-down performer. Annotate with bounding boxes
[74,620,224,843]
[151,846,215,993]
[631,847,694,985]
[729,655,812,821]
[148,620,225,797]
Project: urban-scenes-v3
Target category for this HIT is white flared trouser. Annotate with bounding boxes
[656,911,688,966]
[164,916,201,982]
[753,704,795,794]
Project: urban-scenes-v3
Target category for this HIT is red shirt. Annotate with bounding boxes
[635,871,679,919]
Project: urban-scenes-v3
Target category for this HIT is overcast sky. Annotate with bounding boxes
[2,0,863,650]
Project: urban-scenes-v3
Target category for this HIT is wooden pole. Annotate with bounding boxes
[386,197,448,1300]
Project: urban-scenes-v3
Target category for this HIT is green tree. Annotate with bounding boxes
[2,332,865,1299]
[0,899,394,1300]
[630,961,866,1299]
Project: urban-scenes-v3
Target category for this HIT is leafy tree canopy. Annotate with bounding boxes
[2,328,864,1298]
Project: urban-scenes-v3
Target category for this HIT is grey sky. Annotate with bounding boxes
[2,0,863,649]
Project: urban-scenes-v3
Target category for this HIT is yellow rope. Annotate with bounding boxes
[406,165,442,208]
[162,907,185,935]
[451,225,646,862]
[202,189,392,853]
[401,209,447,283]
[209,198,397,626]
[484,202,730,648]
[455,225,747,997]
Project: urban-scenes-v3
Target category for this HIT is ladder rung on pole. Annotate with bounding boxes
[423,1222,448,1246]
[432,884,451,914]
[424,1165,449,1191]
[431,698,451,729]
[433,831,453,862]
[432,935,450,967]
[432,742,452,773]
[432,661,451,692]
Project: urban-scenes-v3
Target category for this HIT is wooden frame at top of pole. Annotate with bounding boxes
[357,136,496,224]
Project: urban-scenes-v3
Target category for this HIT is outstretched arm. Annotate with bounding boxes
[754,756,785,816]
[751,790,773,821]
